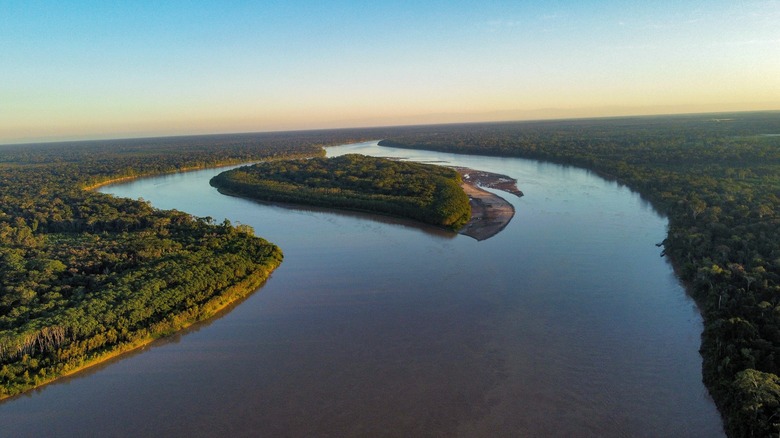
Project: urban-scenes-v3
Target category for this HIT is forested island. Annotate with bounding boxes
[210,154,471,230]
[379,112,780,438]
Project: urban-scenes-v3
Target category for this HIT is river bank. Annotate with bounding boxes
[458,182,515,241]
[2,140,723,437]
[454,167,519,241]
[0,261,279,402]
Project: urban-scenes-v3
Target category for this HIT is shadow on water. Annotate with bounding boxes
[220,190,459,241]
[1,278,270,404]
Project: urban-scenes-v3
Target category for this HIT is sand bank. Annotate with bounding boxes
[455,168,519,241]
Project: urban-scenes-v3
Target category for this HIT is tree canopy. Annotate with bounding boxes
[0,130,378,399]
[210,154,471,230]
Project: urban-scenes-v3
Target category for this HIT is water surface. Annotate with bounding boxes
[0,141,723,437]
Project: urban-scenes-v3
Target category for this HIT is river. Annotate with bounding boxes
[0,141,724,437]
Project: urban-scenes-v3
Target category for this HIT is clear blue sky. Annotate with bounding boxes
[1,0,778,144]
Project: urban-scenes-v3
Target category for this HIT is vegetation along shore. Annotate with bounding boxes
[209,154,472,231]
[379,111,780,437]
[2,111,780,437]
[0,130,377,399]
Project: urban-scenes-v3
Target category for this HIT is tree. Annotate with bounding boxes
[730,369,780,438]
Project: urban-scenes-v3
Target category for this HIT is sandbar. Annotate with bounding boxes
[454,168,519,241]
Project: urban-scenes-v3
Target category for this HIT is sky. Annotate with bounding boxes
[1,0,778,144]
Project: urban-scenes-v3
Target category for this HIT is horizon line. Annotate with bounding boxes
[3,108,779,147]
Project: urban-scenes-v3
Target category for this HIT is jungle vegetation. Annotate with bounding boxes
[379,111,780,438]
[0,130,379,399]
[210,154,471,230]
[2,112,780,437]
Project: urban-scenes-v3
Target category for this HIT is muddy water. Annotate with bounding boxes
[0,141,723,437]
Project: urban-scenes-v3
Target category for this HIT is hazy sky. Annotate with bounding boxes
[1,0,778,144]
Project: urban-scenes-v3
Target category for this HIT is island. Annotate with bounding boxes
[210,154,472,231]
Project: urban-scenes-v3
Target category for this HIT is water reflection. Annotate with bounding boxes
[0,141,724,437]
[220,192,458,240]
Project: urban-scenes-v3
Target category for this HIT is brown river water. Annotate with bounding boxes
[0,141,724,437]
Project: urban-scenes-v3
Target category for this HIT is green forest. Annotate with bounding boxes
[210,154,471,230]
[2,113,779,437]
[0,130,379,399]
[379,112,780,438]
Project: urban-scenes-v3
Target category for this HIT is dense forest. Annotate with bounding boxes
[2,113,779,437]
[210,154,471,230]
[0,130,385,399]
[379,111,780,438]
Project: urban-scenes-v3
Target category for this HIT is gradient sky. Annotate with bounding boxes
[1,0,778,144]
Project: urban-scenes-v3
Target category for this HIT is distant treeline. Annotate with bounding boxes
[0,129,384,398]
[379,111,780,438]
[210,154,471,230]
[3,114,780,437]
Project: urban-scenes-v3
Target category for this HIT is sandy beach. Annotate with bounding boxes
[455,168,518,241]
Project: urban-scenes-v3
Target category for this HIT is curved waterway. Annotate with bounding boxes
[0,141,723,437]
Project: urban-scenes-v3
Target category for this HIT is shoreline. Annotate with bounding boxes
[83,151,323,192]
[2,157,290,401]
[3,153,511,400]
[0,263,279,402]
[458,182,516,241]
[215,178,514,241]
[452,167,524,197]
[82,161,255,191]
[454,167,519,241]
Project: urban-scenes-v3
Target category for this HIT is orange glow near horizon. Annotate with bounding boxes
[1,1,778,144]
